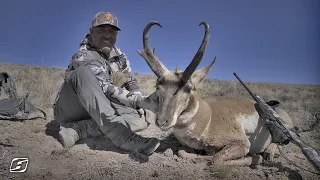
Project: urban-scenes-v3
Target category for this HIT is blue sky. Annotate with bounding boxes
[0,0,319,85]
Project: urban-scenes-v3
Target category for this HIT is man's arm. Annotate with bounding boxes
[123,63,142,96]
[116,49,142,96]
[69,49,142,109]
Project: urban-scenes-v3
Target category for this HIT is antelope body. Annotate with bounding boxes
[138,22,293,166]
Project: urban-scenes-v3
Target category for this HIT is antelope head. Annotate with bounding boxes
[138,21,216,130]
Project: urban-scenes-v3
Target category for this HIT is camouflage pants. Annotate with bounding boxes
[53,66,149,145]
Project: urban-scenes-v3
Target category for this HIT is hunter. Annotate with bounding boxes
[53,12,160,155]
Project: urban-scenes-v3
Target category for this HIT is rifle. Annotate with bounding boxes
[233,72,320,172]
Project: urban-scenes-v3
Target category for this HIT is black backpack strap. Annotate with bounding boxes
[21,93,30,119]
[21,99,30,119]
[35,107,47,120]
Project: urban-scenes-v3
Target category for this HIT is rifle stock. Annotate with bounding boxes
[233,72,320,172]
[289,131,320,172]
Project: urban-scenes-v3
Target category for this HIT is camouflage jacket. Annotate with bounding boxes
[65,34,143,109]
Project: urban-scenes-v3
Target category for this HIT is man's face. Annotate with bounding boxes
[90,24,118,52]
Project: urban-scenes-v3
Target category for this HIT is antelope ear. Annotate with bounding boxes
[191,57,216,85]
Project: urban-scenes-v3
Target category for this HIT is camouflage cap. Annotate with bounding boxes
[92,12,121,31]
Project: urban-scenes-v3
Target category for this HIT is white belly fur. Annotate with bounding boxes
[174,122,204,150]
[174,112,272,154]
[173,117,212,150]
[237,112,272,154]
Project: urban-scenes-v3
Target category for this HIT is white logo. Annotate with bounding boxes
[9,158,29,173]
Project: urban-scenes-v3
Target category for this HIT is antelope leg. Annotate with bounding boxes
[177,149,214,161]
[262,143,277,162]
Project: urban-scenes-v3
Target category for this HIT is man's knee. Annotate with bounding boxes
[72,66,96,82]
[69,66,101,93]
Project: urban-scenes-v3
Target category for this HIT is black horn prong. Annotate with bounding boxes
[137,21,169,78]
[181,22,210,83]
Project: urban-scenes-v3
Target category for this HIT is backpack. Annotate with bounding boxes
[0,72,46,121]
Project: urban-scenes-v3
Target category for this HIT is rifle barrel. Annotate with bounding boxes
[233,72,259,102]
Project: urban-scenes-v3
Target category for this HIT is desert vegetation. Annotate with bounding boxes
[1,62,319,129]
[0,62,319,179]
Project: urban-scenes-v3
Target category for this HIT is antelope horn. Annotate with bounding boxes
[137,21,169,78]
[181,22,210,84]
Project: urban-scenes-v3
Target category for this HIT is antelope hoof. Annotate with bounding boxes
[252,154,264,165]
[263,143,277,162]
[177,149,188,158]
[262,151,274,162]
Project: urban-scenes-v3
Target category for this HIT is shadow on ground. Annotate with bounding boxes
[262,161,304,180]
[155,133,209,157]
[45,119,60,141]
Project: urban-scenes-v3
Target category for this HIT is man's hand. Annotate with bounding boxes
[126,89,142,98]
[137,108,145,118]
[136,108,156,125]
[144,109,156,124]
[135,93,159,113]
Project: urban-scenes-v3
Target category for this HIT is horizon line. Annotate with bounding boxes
[0,61,319,86]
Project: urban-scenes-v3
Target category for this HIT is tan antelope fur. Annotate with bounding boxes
[137,21,294,166]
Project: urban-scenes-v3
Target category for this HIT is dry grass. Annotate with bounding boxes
[1,61,319,126]
[1,62,320,179]
[0,62,65,110]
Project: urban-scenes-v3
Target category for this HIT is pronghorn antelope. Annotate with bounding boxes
[137,21,294,166]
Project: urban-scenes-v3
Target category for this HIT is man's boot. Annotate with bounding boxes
[107,126,160,156]
[119,133,160,156]
[59,126,80,148]
[58,119,103,148]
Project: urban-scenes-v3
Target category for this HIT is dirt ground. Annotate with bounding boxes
[0,62,320,179]
[0,108,319,180]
